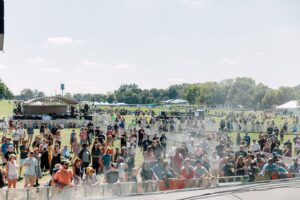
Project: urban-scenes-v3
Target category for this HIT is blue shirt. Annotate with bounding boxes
[27,127,34,135]
[62,148,70,158]
[24,157,38,176]
[101,154,111,167]
[244,136,250,145]
[261,163,278,175]
[152,163,164,180]
[1,143,9,155]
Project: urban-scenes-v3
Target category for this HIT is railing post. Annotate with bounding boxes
[27,188,30,200]
[47,187,50,200]
[5,190,8,200]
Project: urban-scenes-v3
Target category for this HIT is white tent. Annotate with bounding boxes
[275,100,300,116]
[275,100,299,109]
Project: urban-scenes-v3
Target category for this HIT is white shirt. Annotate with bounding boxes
[18,129,25,138]
[8,161,18,176]
[12,130,20,141]
[251,143,260,152]
[118,163,126,179]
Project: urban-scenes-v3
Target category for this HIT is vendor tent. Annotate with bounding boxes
[275,101,299,110]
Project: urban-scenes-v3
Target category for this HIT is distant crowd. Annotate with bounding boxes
[0,111,299,192]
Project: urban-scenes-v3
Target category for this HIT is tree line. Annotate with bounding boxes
[2,77,300,109]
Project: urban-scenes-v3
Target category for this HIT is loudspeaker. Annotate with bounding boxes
[0,0,4,51]
[0,0,3,34]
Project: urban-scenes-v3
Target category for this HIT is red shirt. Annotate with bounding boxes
[172,153,183,172]
[181,167,194,179]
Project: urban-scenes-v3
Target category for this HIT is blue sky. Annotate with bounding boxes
[0,0,300,95]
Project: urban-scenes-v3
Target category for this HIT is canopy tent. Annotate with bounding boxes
[161,99,189,105]
[275,101,299,110]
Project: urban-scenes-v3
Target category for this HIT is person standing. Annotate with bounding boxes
[160,133,167,158]
[19,140,29,180]
[12,127,20,154]
[6,154,18,188]
[91,143,101,174]
[50,145,61,175]
[23,152,38,188]
[27,124,34,145]
[53,161,73,188]
[79,144,91,169]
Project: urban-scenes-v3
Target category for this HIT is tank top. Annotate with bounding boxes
[8,161,18,176]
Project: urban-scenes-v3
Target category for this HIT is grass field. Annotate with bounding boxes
[0,100,13,119]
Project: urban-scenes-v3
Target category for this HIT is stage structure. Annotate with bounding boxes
[21,96,78,119]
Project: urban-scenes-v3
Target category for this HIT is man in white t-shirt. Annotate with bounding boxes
[18,127,26,144]
[12,128,20,154]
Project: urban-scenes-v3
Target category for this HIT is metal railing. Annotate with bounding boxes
[0,176,249,200]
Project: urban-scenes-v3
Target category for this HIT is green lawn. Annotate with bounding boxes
[0,100,14,119]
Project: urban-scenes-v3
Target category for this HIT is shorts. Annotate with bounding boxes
[27,134,33,140]
[8,174,18,180]
[25,175,37,184]
[20,159,26,166]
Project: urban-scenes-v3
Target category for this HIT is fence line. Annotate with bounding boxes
[0,176,249,200]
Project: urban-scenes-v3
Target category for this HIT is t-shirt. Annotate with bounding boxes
[53,169,73,186]
[152,163,164,180]
[1,143,9,155]
[81,150,90,163]
[20,145,29,159]
[70,132,76,143]
[222,163,234,176]
[142,140,152,151]
[194,166,209,178]
[244,136,250,145]
[24,157,38,176]
[27,127,34,135]
[18,129,25,138]
[12,131,20,141]
[235,150,247,159]
[101,154,111,167]
[160,136,167,146]
[181,167,194,179]
[261,163,278,175]
[118,163,126,179]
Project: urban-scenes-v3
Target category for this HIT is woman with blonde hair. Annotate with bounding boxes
[235,156,246,176]
[6,154,18,188]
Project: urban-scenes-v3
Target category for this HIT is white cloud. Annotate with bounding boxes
[47,37,74,45]
[0,64,7,70]
[47,37,85,46]
[81,60,105,67]
[256,51,264,56]
[113,64,134,69]
[41,67,63,73]
[222,57,237,65]
[28,57,45,63]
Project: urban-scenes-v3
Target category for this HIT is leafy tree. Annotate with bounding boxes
[0,79,13,99]
[227,77,256,107]
[262,89,279,108]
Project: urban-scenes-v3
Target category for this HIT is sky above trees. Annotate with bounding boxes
[0,0,300,95]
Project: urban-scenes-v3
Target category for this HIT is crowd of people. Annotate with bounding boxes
[0,111,299,194]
